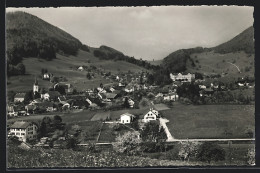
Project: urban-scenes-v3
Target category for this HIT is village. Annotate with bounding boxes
[7,65,255,151]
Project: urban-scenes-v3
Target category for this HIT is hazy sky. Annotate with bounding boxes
[6,6,254,60]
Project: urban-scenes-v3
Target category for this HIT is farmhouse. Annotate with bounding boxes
[170,73,195,82]
[120,113,135,124]
[43,91,61,101]
[14,93,26,103]
[143,108,159,123]
[7,105,18,117]
[9,121,38,142]
[43,73,50,80]
[54,82,73,94]
[163,93,179,101]
[78,66,84,71]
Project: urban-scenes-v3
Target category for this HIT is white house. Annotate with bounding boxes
[14,93,26,103]
[120,113,135,124]
[78,66,84,71]
[170,73,195,82]
[199,85,207,89]
[143,108,159,123]
[9,121,38,142]
[43,73,50,80]
[163,93,179,101]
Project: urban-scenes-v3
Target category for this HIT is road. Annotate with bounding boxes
[227,62,241,73]
[166,138,255,142]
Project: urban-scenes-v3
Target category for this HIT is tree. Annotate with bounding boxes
[112,131,142,155]
[247,147,255,165]
[86,72,91,80]
[196,142,226,164]
[39,116,52,137]
[24,90,33,104]
[177,141,201,162]
[16,63,26,75]
[55,85,66,95]
[139,98,150,108]
[65,137,79,150]
[33,91,41,99]
[123,97,130,108]
[140,121,167,143]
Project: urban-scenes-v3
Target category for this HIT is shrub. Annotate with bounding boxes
[196,142,225,164]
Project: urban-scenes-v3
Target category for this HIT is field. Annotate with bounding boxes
[91,111,111,121]
[153,103,170,111]
[161,102,255,139]
[62,110,96,123]
[187,51,254,78]
[7,49,148,92]
[66,121,102,143]
[98,123,135,143]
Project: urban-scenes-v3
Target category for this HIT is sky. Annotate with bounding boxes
[6,6,254,60]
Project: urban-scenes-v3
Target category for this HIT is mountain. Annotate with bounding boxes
[6,11,83,59]
[213,26,254,54]
[6,11,158,78]
[161,26,255,79]
[6,11,158,92]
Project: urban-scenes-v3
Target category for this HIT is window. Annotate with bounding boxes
[21,133,25,136]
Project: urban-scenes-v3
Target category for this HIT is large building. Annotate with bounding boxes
[9,121,38,142]
[170,73,195,82]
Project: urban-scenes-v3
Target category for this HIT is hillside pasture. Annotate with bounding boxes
[161,103,254,139]
[7,50,148,92]
[187,51,254,78]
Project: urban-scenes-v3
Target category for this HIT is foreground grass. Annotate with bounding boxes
[161,103,255,139]
[7,145,211,168]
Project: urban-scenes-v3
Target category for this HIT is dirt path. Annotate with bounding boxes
[159,118,175,141]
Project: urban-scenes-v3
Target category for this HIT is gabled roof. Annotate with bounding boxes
[14,93,26,98]
[120,112,135,118]
[47,91,61,98]
[10,121,33,129]
[105,93,117,99]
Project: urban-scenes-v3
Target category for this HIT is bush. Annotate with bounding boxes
[196,142,225,164]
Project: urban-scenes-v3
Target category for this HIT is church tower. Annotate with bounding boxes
[33,78,39,93]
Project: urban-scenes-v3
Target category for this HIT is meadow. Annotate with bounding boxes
[161,102,255,139]
[7,50,147,92]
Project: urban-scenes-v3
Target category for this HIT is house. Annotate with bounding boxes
[155,93,164,98]
[163,93,179,101]
[43,91,61,101]
[25,105,37,114]
[58,96,67,102]
[128,98,135,108]
[29,98,42,105]
[109,87,115,92]
[199,85,207,89]
[8,121,38,142]
[238,82,245,87]
[14,93,26,103]
[170,73,195,82]
[39,102,55,112]
[43,73,50,80]
[105,93,118,100]
[200,88,214,97]
[78,66,84,71]
[120,113,135,124]
[7,105,18,117]
[143,108,159,123]
[54,83,73,94]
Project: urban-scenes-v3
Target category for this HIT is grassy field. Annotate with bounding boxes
[98,123,134,143]
[161,102,255,139]
[187,51,254,78]
[62,110,96,123]
[153,103,170,111]
[7,50,148,92]
[66,121,102,143]
[91,111,111,121]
